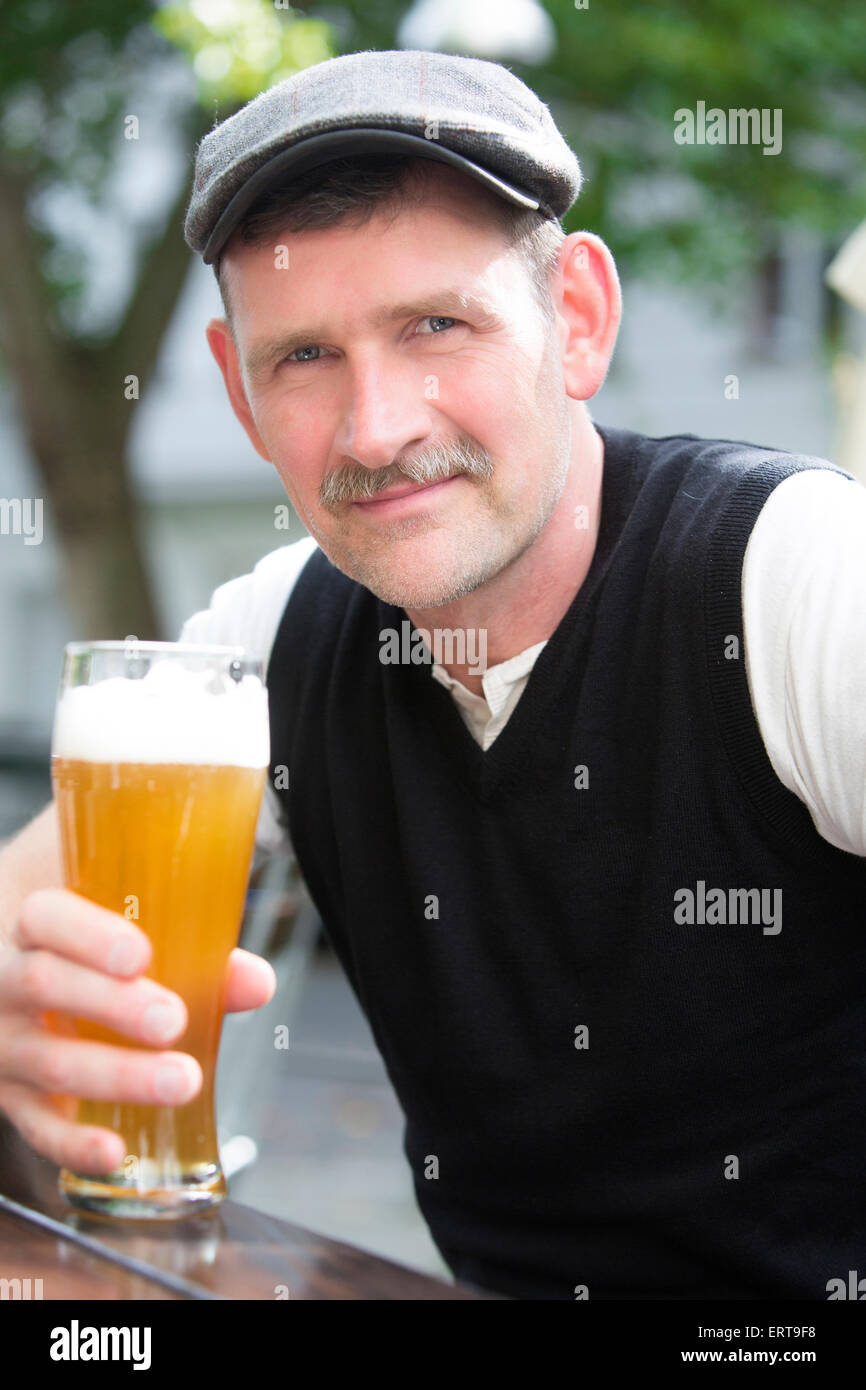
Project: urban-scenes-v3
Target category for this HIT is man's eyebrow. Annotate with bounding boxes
[244,290,506,378]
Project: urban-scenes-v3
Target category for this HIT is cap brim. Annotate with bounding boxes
[203,127,541,264]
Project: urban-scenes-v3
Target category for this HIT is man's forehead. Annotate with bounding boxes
[219,209,525,347]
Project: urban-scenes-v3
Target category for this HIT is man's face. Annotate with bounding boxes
[216,170,574,609]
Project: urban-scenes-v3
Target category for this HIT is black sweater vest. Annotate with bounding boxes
[267,425,866,1300]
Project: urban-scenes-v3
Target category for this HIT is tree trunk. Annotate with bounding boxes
[0,121,210,640]
[32,430,161,640]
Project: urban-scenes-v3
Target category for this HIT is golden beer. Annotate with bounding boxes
[50,643,269,1218]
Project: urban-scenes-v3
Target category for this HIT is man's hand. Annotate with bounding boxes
[0,887,276,1176]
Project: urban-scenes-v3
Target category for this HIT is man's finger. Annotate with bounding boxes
[224,948,277,1013]
[0,1032,202,1105]
[0,1081,127,1174]
[12,888,151,978]
[0,951,188,1047]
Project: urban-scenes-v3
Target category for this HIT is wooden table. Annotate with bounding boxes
[0,1118,495,1300]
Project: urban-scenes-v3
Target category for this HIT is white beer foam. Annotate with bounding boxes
[52,660,270,767]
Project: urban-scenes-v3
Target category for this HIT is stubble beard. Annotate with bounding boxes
[312,441,573,611]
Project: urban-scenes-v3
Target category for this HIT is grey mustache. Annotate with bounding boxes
[320,436,493,507]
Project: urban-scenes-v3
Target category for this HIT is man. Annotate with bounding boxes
[1,50,865,1300]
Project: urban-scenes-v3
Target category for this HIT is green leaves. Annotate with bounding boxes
[155,0,334,106]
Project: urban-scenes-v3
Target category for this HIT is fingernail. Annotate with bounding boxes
[154,1063,195,1104]
[108,937,140,976]
[88,1136,122,1172]
[141,1001,183,1044]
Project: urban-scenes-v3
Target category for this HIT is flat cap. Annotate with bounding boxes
[185,48,583,264]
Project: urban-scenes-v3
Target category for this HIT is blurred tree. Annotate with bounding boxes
[0,0,333,638]
[538,0,866,293]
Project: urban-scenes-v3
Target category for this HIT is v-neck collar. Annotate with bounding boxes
[377,422,636,800]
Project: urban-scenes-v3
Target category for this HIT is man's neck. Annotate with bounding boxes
[404,418,604,697]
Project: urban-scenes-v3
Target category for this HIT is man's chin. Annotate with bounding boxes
[365,577,481,609]
[342,566,487,611]
[318,536,501,610]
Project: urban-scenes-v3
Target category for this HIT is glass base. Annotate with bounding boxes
[58,1162,226,1220]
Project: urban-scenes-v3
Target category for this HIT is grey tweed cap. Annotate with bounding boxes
[185,48,583,264]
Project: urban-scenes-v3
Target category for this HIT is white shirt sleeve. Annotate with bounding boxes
[742,468,866,856]
[178,535,319,855]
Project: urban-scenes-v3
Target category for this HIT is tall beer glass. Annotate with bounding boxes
[50,641,269,1218]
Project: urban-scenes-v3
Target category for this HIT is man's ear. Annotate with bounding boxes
[552,231,622,401]
[206,318,272,462]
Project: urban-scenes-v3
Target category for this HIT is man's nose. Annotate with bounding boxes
[333,355,433,471]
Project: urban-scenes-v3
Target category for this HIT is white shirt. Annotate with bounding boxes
[179,469,866,860]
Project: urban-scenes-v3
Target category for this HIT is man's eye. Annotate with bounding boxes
[417,316,458,334]
[286,345,323,363]
[281,318,457,366]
